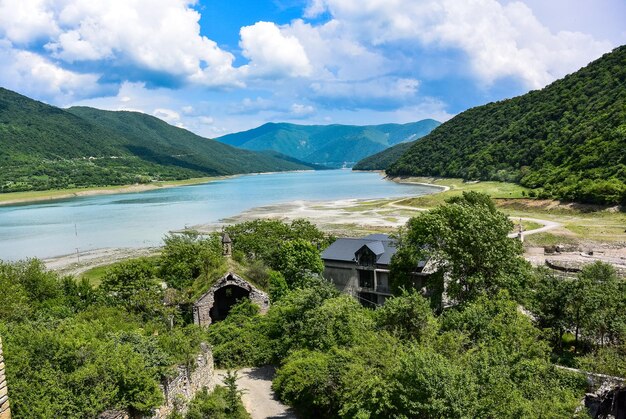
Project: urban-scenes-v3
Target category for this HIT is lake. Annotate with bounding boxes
[0,170,440,260]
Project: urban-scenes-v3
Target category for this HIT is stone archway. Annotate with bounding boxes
[193,272,270,326]
[210,284,250,321]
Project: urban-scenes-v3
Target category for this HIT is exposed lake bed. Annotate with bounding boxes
[1,169,442,261]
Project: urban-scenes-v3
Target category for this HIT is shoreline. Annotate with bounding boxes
[0,175,238,207]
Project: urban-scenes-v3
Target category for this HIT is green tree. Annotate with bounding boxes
[101,258,163,317]
[392,192,531,303]
[160,232,222,289]
[375,290,438,342]
[273,239,324,286]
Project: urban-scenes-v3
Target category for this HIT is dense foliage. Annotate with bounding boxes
[352,140,415,170]
[0,88,316,193]
[0,259,210,417]
[1,210,622,418]
[224,219,331,287]
[386,46,626,205]
[391,191,532,303]
[217,120,440,167]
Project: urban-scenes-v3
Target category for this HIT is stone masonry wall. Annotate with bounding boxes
[0,338,11,419]
[150,343,215,418]
[194,272,270,327]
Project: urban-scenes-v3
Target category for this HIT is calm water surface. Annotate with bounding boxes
[0,170,439,260]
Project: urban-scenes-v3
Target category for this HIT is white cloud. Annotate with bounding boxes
[0,0,59,44]
[152,108,181,124]
[305,0,612,88]
[239,21,312,78]
[291,103,315,116]
[310,77,420,109]
[1,0,241,88]
[0,40,103,103]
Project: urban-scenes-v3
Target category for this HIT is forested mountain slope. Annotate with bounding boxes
[353,141,415,171]
[216,120,440,167]
[387,46,626,205]
[0,88,315,192]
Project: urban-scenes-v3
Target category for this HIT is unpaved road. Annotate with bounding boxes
[214,367,297,419]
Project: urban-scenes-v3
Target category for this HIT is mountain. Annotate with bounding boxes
[353,141,416,171]
[0,88,317,193]
[216,120,440,168]
[386,46,626,205]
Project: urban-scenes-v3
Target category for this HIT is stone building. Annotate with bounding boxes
[193,272,270,326]
[0,337,10,419]
[321,234,430,307]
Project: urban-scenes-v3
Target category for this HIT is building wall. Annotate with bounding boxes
[150,343,215,419]
[194,273,270,327]
[324,261,393,306]
[323,262,357,296]
[0,338,10,419]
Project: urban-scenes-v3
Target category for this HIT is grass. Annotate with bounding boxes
[79,264,110,287]
[79,255,162,287]
[394,177,626,246]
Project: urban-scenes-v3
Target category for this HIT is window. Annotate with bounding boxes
[358,269,374,289]
[358,292,378,308]
[356,248,376,266]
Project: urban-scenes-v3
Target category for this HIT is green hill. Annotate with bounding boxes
[216,120,440,168]
[386,46,626,205]
[0,88,316,193]
[353,141,416,171]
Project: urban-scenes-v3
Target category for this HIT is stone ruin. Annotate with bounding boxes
[193,271,270,327]
[99,343,215,419]
[0,338,10,419]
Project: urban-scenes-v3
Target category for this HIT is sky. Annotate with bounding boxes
[0,0,624,137]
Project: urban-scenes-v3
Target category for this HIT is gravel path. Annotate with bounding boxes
[214,367,297,419]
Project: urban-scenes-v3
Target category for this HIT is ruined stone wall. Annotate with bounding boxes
[150,343,215,418]
[0,338,11,419]
[194,272,270,326]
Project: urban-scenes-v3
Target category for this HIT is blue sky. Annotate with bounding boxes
[0,0,624,137]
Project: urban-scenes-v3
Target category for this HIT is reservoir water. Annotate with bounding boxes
[0,170,439,260]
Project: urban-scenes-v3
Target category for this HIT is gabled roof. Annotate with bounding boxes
[321,234,397,266]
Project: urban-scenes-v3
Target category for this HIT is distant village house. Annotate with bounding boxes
[321,234,431,307]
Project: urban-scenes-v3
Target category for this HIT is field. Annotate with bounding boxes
[392,177,626,248]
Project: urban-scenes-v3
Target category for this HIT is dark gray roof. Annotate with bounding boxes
[321,234,397,266]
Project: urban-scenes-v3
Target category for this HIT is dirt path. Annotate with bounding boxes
[387,200,562,238]
[508,217,561,238]
[214,367,296,419]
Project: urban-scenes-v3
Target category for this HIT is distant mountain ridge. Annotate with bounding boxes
[216,120,440,168]
[0,88,317,193]
[381,46,626,205]
[353,141,416,171]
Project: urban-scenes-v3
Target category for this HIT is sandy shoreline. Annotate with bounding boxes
[42,175,445,272]
[0,176,234,207]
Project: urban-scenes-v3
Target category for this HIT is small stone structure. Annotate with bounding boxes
[152,343,215,418]
[221,233,232,258]
[99,344,215,419]
[194,272,270,326]
[0,338,10,419]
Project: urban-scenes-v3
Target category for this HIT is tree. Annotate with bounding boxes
[159,232,222,289]
[222,370,246,415]
[101,258,163,317]
[273,239,324,287]
[391,192,531,304]
[568,261,622,350]
[375,290,438,342]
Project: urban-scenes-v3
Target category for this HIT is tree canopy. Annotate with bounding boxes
[386,46,626,205]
